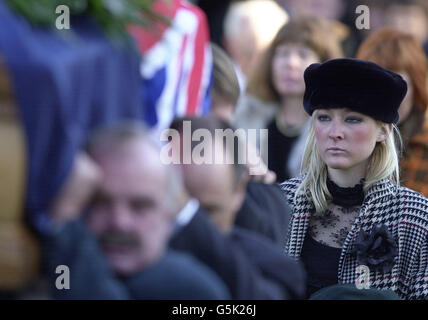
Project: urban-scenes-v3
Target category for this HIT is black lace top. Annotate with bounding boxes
[301,178,365,298]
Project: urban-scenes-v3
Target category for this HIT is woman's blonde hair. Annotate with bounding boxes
[296,114,402,213]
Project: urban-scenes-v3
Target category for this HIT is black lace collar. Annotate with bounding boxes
[327,177,365,208]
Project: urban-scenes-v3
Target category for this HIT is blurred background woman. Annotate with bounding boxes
[356,28,428,196]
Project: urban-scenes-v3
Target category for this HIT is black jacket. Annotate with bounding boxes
[170,207,305,299]
[235,182,291,246]
[230,227,306,299]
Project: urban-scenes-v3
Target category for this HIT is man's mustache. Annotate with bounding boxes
[99,231,140,248]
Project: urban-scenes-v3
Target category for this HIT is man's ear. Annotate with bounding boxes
[377,123,393,143]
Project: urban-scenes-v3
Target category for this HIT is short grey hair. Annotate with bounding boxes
[85,121,158,156]
[85,121,185,215]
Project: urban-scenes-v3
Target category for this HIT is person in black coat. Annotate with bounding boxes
[168,116,306,299]
[235,181,290,246]
[170,205,287,299]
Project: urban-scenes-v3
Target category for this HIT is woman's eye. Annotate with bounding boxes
[346,117,362,123]
[317,115,330,121]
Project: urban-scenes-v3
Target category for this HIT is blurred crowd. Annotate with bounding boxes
[1,0,428,300]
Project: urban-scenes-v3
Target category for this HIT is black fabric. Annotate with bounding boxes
[300,233,342,299]
[197,0,233,49]
[230,227,306,300]
[123,251,230,300]
[170,208,282,299]
[303,58,407,124]
[43,220,230,299]
[170,208,306,299]
[43,220,130,299]
[235,182,291,246]
[266,119,299,182]
[326,178,365,208]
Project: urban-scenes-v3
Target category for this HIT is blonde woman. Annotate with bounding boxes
[281,58,428,300]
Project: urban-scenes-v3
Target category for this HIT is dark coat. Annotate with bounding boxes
[170,207,305,299]
[235,182,291,246]
[230,226,306,299]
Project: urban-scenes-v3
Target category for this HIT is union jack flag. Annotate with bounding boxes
[128,0,213,130]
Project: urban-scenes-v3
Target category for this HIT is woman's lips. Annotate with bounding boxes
[327,147,346,153]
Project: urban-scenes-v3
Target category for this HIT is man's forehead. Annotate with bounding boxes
[98,141,163,171]
[184,162,234,195]
[94,181,163,203]
[91,136,159,160]
[95,152,168,194]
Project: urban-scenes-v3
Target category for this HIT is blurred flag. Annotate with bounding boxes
[128,0,213,130]
[0,1,144,235]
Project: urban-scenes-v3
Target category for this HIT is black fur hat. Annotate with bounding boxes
[303,58,407,124]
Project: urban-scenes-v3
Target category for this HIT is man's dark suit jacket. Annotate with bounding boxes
[230,227,305,299]
[235,182,291,246]
[170,208,306,300]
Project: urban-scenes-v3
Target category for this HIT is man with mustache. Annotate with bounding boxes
[44,122,229,299]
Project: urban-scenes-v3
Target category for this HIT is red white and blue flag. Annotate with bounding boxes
[128,0,213,130]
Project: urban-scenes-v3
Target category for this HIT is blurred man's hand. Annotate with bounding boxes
[50,152,102,224]
[246,142,276,184]
[249,166,277,184]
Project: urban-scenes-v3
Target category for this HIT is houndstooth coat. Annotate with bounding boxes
[280,177,428,300]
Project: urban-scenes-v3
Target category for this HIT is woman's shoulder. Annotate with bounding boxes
[279,177,302,189]
[234,94,278,129]
[279,177,303,202]
[396,184,428,212]
[384,183,428,227]
[244,94,278,111]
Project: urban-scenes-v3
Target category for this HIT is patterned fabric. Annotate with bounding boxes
[308,205,360,248]
[128,0,213,130]
[401,118,428,197]
[280,177,428,300]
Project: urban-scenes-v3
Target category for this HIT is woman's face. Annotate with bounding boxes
[396,71,414,124]
[271,43,319,97]
[314,108,389,172]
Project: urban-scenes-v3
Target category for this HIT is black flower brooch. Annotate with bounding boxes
[351,224,398,273]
